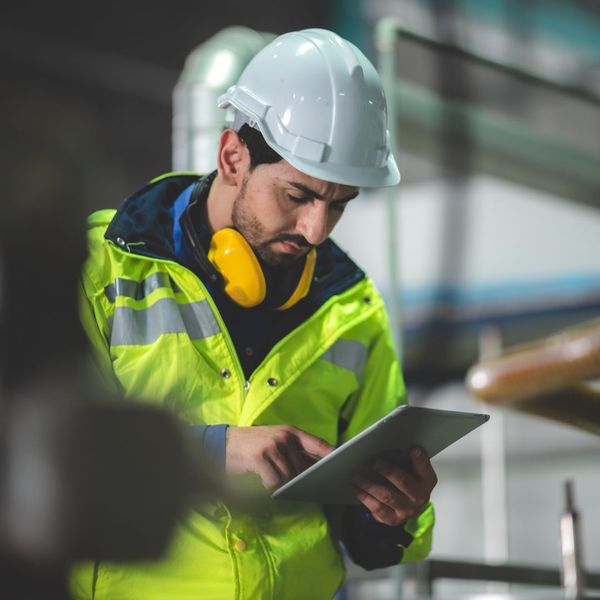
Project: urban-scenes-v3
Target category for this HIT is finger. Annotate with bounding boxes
[294,450,319,474]
[353,485,407,527]
[264,442,296,483]
[352,471,413,515]
[270,436,318,481]
[259,457,286,489]
[293,428,335,459]
[282,435,314,476]
[372,459,420,504]
[410,447,438,489]
[299,451,320,471]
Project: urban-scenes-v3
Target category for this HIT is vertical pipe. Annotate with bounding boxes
[376,21,408,598]
[481,409,509,562]
[561,480,586,600]
[375,18,404,358]
[478,326,510,578]
[172,27,275,173]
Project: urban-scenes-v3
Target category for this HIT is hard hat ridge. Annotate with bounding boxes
[351,64,364,83]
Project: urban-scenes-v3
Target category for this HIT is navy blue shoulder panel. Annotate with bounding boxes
[105,174,200,261]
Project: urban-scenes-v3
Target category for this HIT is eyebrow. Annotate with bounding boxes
[289,182,359,203]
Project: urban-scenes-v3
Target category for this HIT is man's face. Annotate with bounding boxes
[231,160,359,267]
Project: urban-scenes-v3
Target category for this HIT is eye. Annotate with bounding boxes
[287,195,310,205]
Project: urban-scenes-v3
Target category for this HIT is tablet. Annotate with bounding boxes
[272,405,489,504]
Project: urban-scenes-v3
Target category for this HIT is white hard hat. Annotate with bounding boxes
[217,28,400,188]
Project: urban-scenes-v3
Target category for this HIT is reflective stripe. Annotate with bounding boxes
[105,273,176,303]
[320,338,368,381]
[109,297,220,346]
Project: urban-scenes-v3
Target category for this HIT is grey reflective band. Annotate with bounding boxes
[105,273,178,303]
[320,338,368,381]
[109,297,220,346]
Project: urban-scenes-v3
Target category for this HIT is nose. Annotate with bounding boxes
[296,203,329,246]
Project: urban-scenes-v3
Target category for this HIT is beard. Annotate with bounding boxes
[231,175,312,268]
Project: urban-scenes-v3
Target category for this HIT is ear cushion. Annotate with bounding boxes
[208,228,266,308]
[207,228,316,310]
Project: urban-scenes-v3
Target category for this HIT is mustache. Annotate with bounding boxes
[268,233,312,248]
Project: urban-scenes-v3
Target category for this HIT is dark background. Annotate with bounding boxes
[1,1,333,210]
[3,1,599,384]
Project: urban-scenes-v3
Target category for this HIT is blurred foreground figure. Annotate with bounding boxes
[0,89,219,600]
[73,28,437,600]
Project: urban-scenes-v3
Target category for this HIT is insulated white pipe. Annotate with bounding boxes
[172,27,275,173]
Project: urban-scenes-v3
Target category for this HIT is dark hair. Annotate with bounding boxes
[237,123,283,169]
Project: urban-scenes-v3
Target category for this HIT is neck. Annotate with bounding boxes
[204,174,235,234]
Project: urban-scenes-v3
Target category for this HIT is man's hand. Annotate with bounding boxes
[353,447,437,526]
[226,425,334,489]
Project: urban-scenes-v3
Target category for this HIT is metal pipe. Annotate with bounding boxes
[401,557,600,596]
[172,27,275,174]
[375,17,404,357]
[560,481,586,600]
[379,25,600,107]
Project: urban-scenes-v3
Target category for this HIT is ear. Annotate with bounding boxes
[216,129,250,187]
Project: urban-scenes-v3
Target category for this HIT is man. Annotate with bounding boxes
[73,28,436,600]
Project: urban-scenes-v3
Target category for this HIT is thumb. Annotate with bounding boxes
[411,446,433,479]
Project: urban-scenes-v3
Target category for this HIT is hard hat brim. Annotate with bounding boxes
[219,92,401,188]
[276,147,401,188]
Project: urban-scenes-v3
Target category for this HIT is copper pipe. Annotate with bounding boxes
[466,319,600,434]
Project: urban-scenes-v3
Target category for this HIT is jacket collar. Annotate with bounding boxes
[104,172,365,305]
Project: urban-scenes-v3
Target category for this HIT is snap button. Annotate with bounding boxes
[267,378,278,387]
[220,368,231,379]
[234,538,247,552]
[363,296,372,304]
[116,236,126,247]
[244,381,251,392]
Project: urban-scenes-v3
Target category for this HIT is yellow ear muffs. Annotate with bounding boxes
[207,228,316,310]
[208,228,266,308]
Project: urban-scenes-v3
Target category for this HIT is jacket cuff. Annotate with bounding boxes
[340,505,412,570]
[189,424,229,472]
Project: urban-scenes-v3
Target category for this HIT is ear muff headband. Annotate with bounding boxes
[276,247,316,311]
[207,228,315,310]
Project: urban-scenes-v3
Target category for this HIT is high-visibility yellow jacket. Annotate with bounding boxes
[72,174,434,600]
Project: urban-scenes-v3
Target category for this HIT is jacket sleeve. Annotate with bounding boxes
[77,210,128,395]
[189,424,228,471]
[78,276,122,395]
[337,296,435,567]
[80,258,229,472]
[340,502,435,569]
